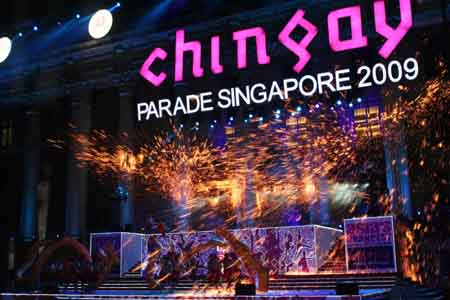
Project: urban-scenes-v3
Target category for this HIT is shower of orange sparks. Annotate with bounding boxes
[221,102,359,215]
[382,65,450,285]
[51,100,364,226]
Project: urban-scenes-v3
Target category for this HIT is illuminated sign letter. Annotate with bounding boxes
[328,6,368,52]
[175,30,205,82]
[279,10,318,73]
[374,0,412,59]
[140,48,168,87]
[211,36,224,74]
[233,27,271,69]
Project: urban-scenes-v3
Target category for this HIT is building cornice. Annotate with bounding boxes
[0,2,447,107]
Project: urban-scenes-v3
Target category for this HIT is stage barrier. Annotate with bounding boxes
[91,225,342,277]
[90,232,146,277]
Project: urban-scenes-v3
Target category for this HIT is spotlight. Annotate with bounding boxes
[276,109,281,115]
[357,97,363,103]
[259,117,263,122]
[275,114,280,119]
[76,13,81,19]
[315,103,320,109]
[213,120,217,124]
[18,32,23,37]
[33,25,39,31]
[337,100,343,106]
[291,112,296,117]
[179,124,184,129]
[249,114,253,119]
[349,103,354,108]
[116,2,121,7]
[89,9,113,39]
[296,106,302,112]
[210,124,215,129]
[0,37,12,64]
[229,116,234,122]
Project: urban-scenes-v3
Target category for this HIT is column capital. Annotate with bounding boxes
[116,75,134,95]
[65,86,93,122]
[64,82,93,99]
[24,109,40,119]
[65,83,92,241]
[118,85,133,98]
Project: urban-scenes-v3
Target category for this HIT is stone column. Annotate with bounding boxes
[20,110,40,242]
[384,124,413,218]
[243,158,257,228]
[118,84,136,231]
[238,73,257,229]
[309,121,331,225]
[176,182,191,231]
[308,179,320,225]
[37,163,51,241]
[65,89,92,240]
[318,177,331,225]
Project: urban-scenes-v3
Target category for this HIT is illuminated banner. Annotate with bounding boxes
[137,0,415,121]
[344,216,397,273]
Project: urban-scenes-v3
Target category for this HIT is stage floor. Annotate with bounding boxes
[2,288,390,300]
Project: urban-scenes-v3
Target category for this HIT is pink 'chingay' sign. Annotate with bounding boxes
[140,0,413,87]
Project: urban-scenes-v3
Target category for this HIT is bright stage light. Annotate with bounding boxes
[89,9,113,39]
[0,37,12,64]
[304,181,316,196]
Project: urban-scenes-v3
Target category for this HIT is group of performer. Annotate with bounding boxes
[146,247,242,290]
[143,217,244,290]
[206,252,242,289]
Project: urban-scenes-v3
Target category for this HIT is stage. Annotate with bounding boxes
[1,218,398,300]
[2,291,388,300]
[4,274,394,300]
[70,217,397,299]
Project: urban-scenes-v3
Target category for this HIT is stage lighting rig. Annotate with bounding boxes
[0,37,12,64]
[89,9,113,39]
